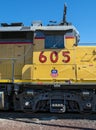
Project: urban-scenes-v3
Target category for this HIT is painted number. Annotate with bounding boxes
[39,51,47,63]
[50,51,58,63]
[62,51,70,63]
[39,51,70,63]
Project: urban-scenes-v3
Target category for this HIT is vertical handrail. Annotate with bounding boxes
[12,59,15,83]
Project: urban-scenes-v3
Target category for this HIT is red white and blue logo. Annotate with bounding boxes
[51,69,58,77]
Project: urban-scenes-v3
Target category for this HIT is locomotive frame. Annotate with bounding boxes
[0,5,96,113]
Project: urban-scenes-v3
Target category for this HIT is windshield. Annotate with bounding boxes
[45,34,64,49]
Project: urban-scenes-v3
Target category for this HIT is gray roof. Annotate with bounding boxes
[0,26,32,32]
[36,25,79,36]
[0,24,79,36]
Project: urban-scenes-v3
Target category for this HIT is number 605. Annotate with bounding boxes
[39,51,70,63]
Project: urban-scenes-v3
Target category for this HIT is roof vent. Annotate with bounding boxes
[1,23,9,27]
[11,22,24,26]
[1,22,24,27]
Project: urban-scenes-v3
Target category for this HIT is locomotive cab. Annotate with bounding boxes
[22,25,79,83]
[22,3,80,83]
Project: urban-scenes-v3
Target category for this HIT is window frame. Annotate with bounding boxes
[44,31,65,49]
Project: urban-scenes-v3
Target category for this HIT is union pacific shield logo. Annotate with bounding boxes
[51,69,58,77]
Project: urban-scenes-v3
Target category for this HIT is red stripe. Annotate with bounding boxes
[0,42,32,44]
[65,36,75,39]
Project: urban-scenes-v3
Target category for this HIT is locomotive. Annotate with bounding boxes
[0,4,96,113]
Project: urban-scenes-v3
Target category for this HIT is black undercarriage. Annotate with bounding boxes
[0,83,96,113]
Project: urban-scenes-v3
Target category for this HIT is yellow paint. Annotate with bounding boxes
[65,37,76,49]
[1,34,96,84]
[22,37,76,82]
[76,46,96,81]
[22,65,33,80]
[0,43,32,81]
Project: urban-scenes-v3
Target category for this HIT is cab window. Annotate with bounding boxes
[45,34,64,49]
[35,31,64,49]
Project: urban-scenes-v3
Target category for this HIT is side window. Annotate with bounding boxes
[0,31,33,42]
[45,34,64,49]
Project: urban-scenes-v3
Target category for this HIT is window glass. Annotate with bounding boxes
[0,31,33,42]
[45,34,64,49]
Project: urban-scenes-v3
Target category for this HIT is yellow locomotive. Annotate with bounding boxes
[0,5,96,113]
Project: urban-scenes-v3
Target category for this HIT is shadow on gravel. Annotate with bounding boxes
[0,112,96,120]
[0,112,96,130]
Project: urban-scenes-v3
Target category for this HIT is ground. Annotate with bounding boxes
[0,112,96,130]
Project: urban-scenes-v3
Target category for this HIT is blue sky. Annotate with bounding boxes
[0,0,96,44]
